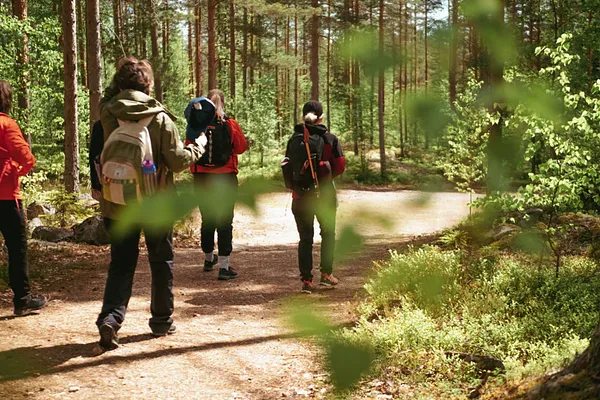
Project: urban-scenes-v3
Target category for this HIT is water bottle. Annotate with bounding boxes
[142,159,157,195]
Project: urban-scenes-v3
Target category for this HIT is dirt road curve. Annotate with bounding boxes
[0,190,473,400]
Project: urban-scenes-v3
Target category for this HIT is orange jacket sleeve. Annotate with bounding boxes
[4,119,35,176]
[226,119,248,155]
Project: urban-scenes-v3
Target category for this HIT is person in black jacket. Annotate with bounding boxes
[283,101,346,293]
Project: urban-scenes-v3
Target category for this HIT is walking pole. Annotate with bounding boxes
[303,124,319,193]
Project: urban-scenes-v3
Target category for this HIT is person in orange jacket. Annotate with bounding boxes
[0,80,47,316]
[185,89,248,280]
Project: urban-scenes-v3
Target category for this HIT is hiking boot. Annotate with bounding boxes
[14,295,47,316]
[152,325,177,337]
[301,280,317,293]
[99,323,119,350]
[218,267,238,280]
[320,273,339,287]
[204,254,219,272]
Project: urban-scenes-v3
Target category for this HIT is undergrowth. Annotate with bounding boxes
[343,246,600,399]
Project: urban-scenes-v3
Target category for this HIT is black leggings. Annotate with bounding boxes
[0,200,31,307]
[194,173,238,257]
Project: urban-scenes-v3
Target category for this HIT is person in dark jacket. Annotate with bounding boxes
[186,89,248,281]
[284,100,346,293]
[0,80,47,315]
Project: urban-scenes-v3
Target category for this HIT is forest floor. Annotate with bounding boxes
[0,190,474,400]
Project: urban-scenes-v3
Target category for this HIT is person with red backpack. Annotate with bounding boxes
[0,80,47,315]
[282,101,346,293]
[186,89,248,281]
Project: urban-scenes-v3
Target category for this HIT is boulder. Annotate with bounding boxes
[78,193,99,208]
[26,202,55,219]
[27,217,44,235]
[72,215,110,245]
[486,224,521,242]
[32,226,73,243]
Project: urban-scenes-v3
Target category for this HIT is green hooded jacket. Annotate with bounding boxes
[100,89,202,219]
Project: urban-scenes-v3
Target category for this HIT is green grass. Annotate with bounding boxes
[342,246,599,398]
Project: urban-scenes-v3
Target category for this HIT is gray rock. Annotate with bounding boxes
[32,226,73,243]
[27,217,44,235]
[487,224,521,242]
[72,215,110,245]
[26,202,56,219]
[78,193,99,208]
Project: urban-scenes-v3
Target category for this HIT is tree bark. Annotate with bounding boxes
[242,7,248,95]
[150,0,163,102]
[310,0,320,100]
[11,0,30,135]
[378,0,386,177]
[195,3,203,97]
[76,0,87,88]
[207,0,217,90]
[449,0,459,108]
[63,0,80,193]
[294,10,299,123]
[86,0,102,128]
[486,0,505,193]
[326,0,331,129]
[229,0,236,99]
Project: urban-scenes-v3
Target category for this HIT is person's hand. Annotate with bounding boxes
[195,132,207,148]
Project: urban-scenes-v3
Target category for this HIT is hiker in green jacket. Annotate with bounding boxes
[95,58,211,350]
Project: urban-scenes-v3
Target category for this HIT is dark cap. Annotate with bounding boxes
[184,97,216,141]
[302,100,323,118]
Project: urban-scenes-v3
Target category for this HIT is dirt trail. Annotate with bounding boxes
[0,190,474,400]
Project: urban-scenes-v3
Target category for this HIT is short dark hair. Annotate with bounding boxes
[114,58,154,95]
[0,80,13,114]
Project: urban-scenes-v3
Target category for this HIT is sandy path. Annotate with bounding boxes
[0,190,474,400]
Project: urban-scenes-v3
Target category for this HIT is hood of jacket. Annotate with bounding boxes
[294,123,328,137]
[106,89,176,122]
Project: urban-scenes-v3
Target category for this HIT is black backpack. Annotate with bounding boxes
[197,117,232,167]
[284,125,324,195]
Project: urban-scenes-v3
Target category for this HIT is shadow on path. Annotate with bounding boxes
[0,331,318,383]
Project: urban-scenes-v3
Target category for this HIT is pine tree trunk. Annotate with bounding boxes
[112,0,121,59]
[424,0,429,149]
[207,0,217,90]
[326,0,331,129]
[229,0,236,99]
[449,0,459,108]
[11,0,30,136]
[195,3,203,97]
[162,0,169,59]
[310,0,320,101]
[188,9,194,96]
[398,0,404,156]
[412,1,418,146]
[378,0,386,177]
[486,0,505,193]
[150,0,163,102]
[63,0,79,193]
[294,11,299,123]
[242,7,248,95]
[76,0,86,88]
[86,0,102,127]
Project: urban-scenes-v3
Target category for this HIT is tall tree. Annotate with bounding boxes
[11,0,30,134]
[229,0,236,98]
[150,0,163,102]
[207,0,217,90]
[86,0,102,127]
[195,3,204,96]
[449,0,459,108]
[378,0,386,176]
[310,0,320,100]
[63,0,79,193]
[76,0,86,87]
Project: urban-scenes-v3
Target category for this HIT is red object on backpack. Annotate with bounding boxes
[0,113,35,201]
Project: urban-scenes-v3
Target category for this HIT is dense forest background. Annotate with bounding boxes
[2,0,599,200]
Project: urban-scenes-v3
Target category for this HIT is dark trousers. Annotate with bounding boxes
[292,194,337,282]
[194,173,237,257]
[96,218,174,334]
[0,200,31,307]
